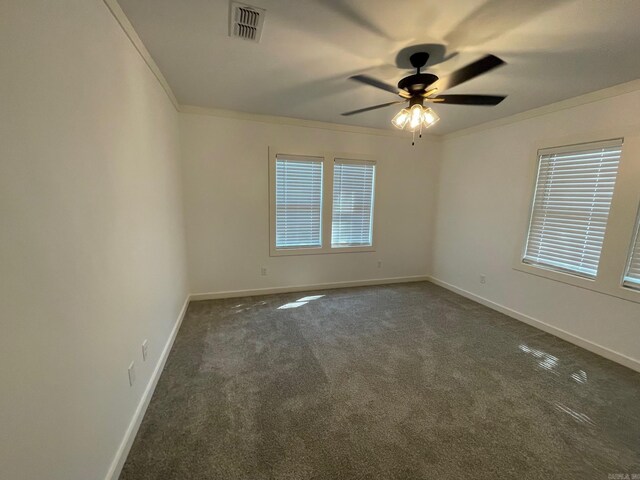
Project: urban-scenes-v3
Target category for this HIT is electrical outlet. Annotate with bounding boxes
[142,340,148,361]
[480,274,486,284]
[128,362,136,387]
[261,266,267,276]
[377,261,382,268]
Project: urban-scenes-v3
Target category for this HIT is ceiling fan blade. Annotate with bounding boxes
[349,74,400,95]
[430,94,506,106]
[341,100,406,116]
[435,55,505,92]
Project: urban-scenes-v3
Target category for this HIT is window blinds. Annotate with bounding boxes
[523,139,622,278]
[331,159,375,247]
[624,217,640,289]
[275,156,323,249]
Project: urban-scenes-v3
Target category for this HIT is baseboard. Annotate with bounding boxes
[105,295,191,480]
[190,275,431,301]
[428,276,640,373]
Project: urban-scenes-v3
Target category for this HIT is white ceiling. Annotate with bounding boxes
[117,0,640,135]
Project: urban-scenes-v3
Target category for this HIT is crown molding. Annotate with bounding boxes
[102,0,179,110]
[179,105,436,139]
[444,78,640,140]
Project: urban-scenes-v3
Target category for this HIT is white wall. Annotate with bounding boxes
[433,89,640,368]
[0,2,188,479]
[179,112,440,295]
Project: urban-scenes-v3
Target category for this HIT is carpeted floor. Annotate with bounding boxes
[120,282,640,479]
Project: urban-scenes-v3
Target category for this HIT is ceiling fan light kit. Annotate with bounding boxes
[342,48,507,145]
[392,104,440,144]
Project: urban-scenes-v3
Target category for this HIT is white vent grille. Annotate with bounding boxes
[230,2,265,42]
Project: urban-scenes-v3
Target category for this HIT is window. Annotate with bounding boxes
[274,155,323,249]
[624,211,640,290]
[332,160,375,248]
[269,150,376,255]
[522,139,622,278]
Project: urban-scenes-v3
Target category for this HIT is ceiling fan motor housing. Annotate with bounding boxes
[398,73,438,95]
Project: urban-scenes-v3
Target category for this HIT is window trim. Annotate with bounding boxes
[269,147,377,257]
[513,133,640,304]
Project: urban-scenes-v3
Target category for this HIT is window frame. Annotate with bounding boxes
[622,202,640,291]
[521,138,623,280]
[272,154,325,252]
[513,133,640,304]
[269,147,377,257]
[331,158,377,250]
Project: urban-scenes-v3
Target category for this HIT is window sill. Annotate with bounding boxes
[270,245,375,257]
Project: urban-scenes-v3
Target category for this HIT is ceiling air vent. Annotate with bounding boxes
[229,2,265,43]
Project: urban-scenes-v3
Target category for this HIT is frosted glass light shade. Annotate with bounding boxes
[409,104,423,130]
[422,107,440,128]
[391,108,410,129]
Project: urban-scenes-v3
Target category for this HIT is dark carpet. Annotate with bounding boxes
[120,282,640,479]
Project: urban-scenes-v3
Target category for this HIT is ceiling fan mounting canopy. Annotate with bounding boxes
[395,43,452,69]
[409,52,430,70]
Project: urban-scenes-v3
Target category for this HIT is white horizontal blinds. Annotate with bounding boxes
[623,215,640,289]
[275,156,323,249]
[523,139,622,278]
[332,159,375,247]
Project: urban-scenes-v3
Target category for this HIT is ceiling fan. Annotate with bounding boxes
[342,51,507,142]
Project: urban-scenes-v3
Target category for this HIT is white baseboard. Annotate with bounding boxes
[428,276,640,373]
[190,275,431,301]
[105,295,191,480]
